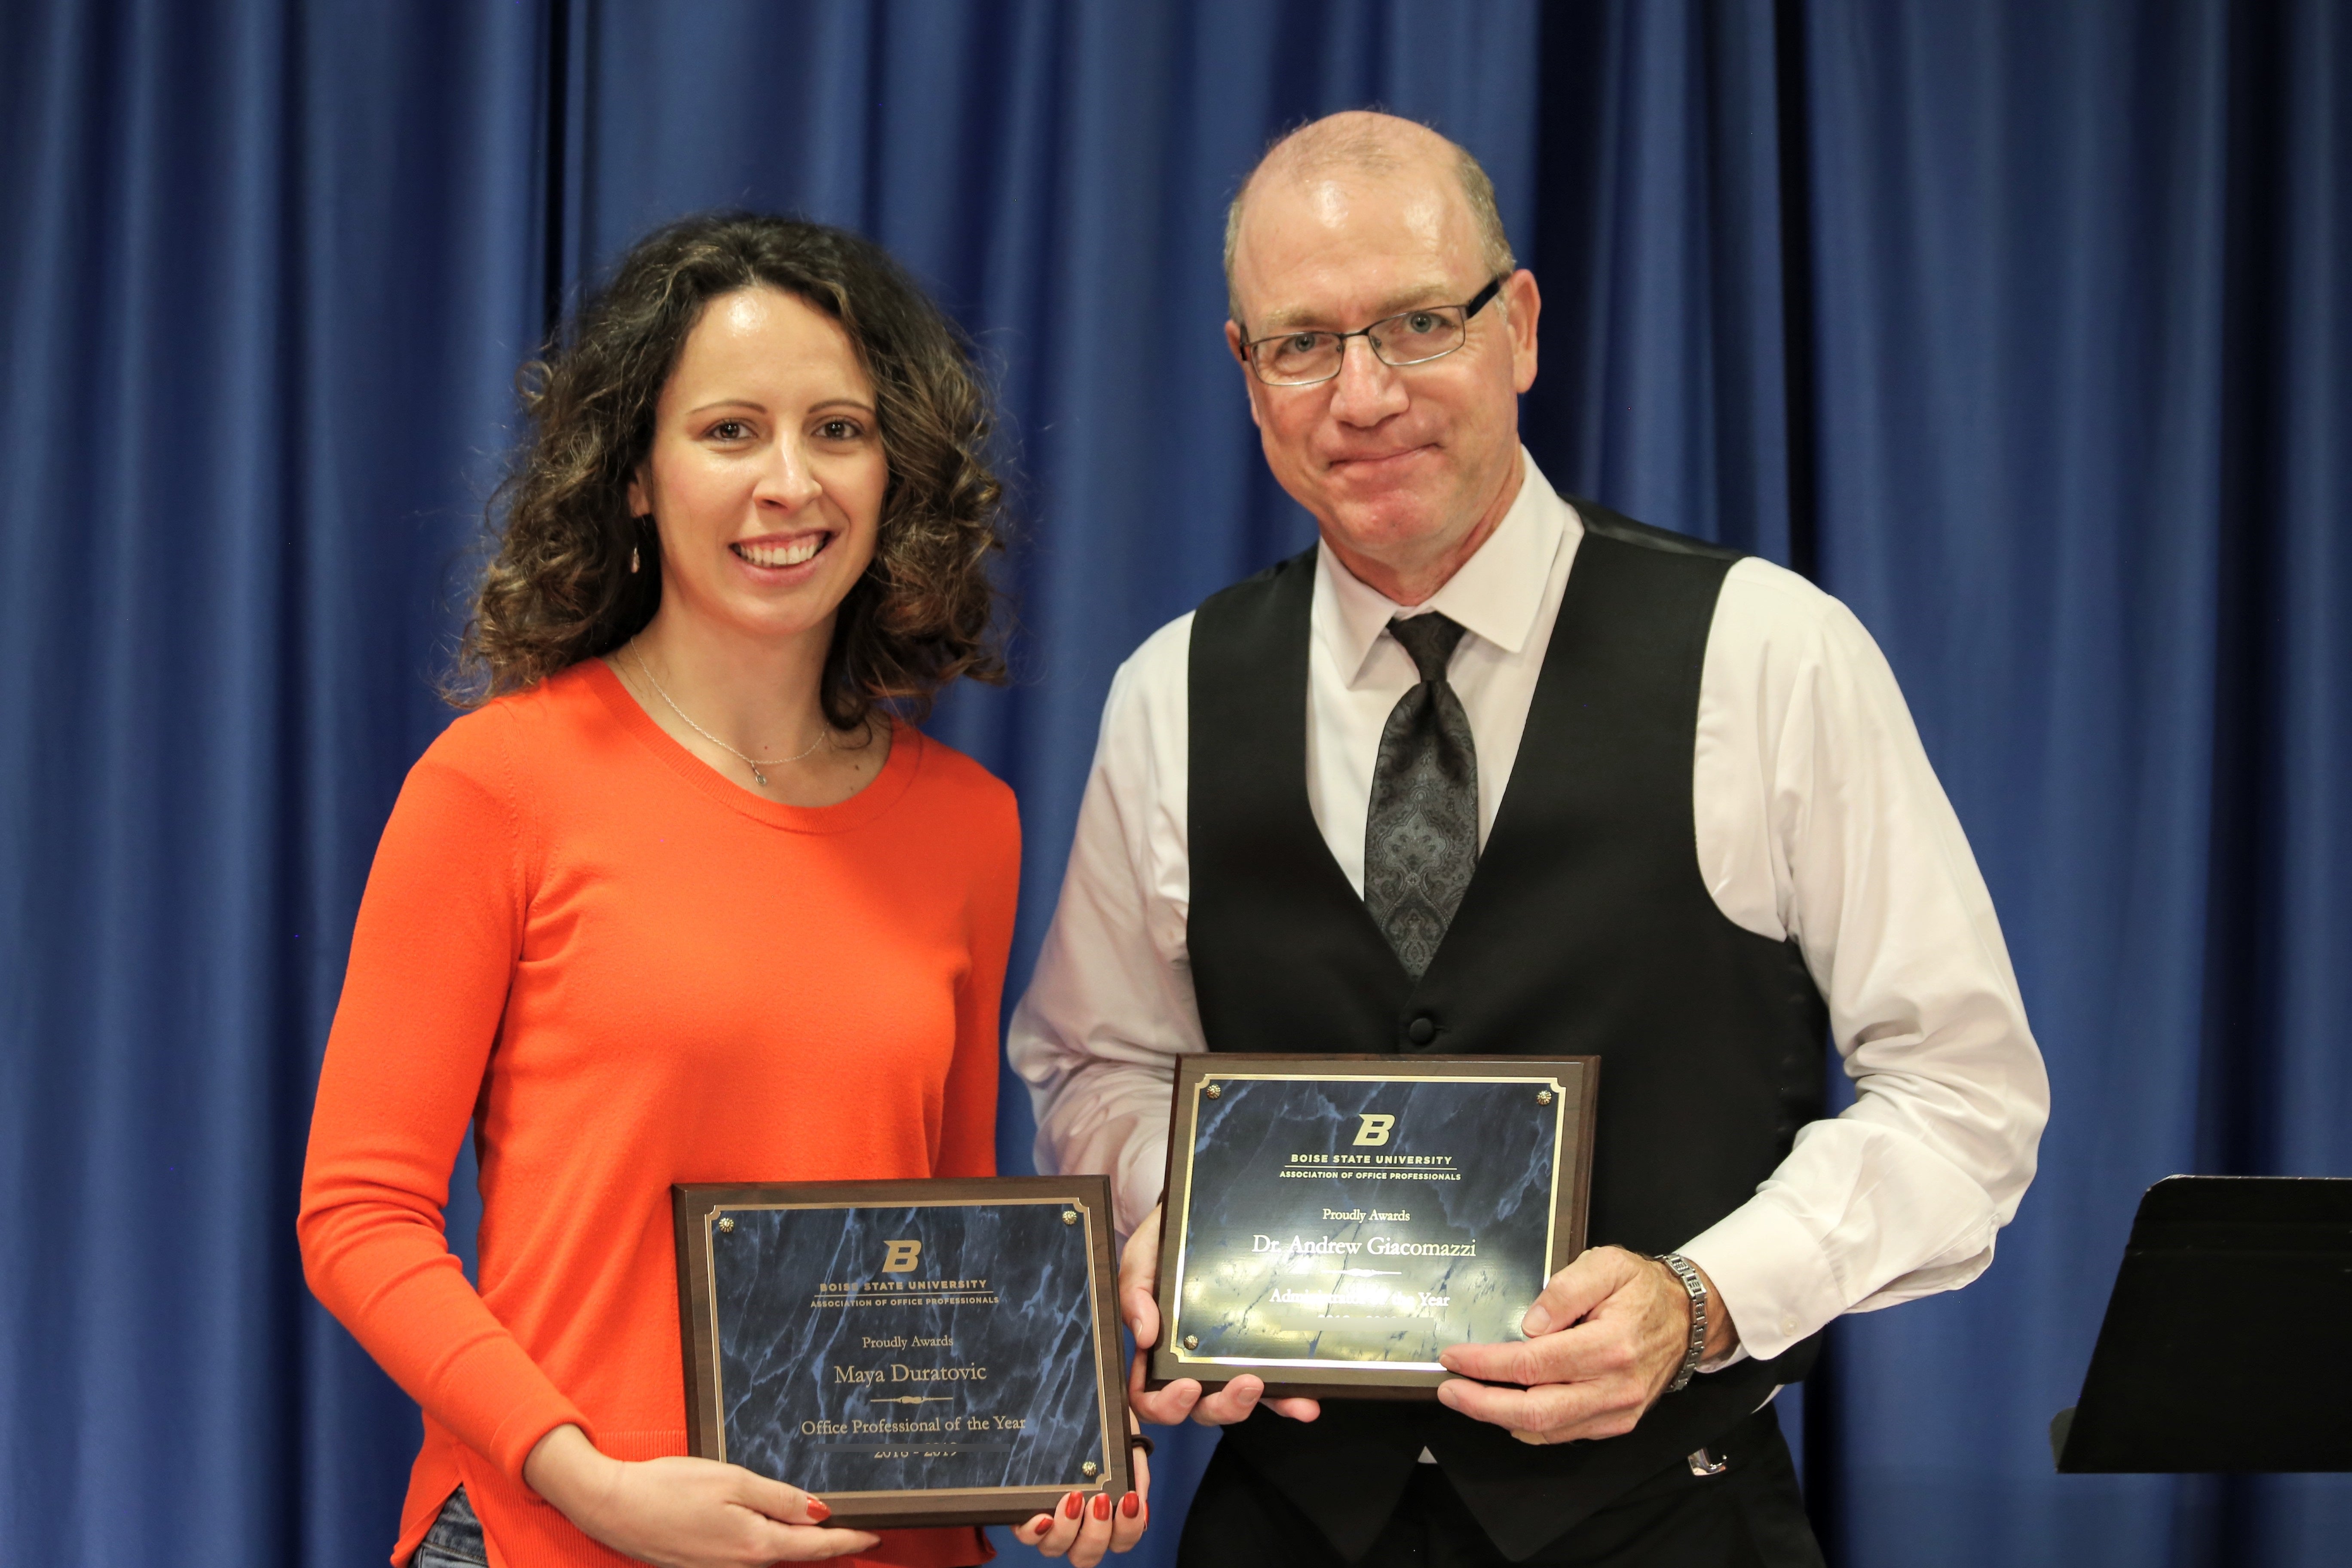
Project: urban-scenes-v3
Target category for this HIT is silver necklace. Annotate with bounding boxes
[628,643,827,786]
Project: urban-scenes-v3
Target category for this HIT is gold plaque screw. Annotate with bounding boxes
[1063,1210,1078,1224]
[1081,1461,1100,1478]
[717,1217,735,1233]
[1536,1090,1553,1106]
[1183,1335,1199,1350]
[1204,1083,1222,1099]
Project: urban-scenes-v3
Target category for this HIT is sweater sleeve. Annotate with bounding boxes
[933,768,1020,1180]
[297,716,591,1482]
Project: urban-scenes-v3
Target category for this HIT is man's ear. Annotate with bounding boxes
[1504,270,1541,395]
[1225,320,1265,431]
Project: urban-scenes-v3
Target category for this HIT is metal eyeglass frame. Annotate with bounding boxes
[1237,273,1510,386]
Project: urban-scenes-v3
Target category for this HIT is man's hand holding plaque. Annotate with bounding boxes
[1121,1203,1321,1427]
[1127,1203,1733,1449]
[1146,1055,1599,1399]
[1436,1246,1738,1444]
[1129,1054,1741,1457]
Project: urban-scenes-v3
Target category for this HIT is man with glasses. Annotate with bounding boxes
[1011,111,2045,1567]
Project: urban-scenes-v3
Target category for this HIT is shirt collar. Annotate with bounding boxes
[1315,447,1568,684]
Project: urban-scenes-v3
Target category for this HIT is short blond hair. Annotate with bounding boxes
[1223,113,1516,330]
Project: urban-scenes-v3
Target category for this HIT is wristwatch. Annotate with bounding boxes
[1653,1253,1709,1394]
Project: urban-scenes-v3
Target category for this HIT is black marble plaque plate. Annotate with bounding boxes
[675,1176,1130,1528]
[1149,1056,1596,1397]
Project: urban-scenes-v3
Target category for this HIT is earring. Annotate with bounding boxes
[630,546,640,574]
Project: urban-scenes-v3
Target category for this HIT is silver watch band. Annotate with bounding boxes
[1654,1252,1709,1393]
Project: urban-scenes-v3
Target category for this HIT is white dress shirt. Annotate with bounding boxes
[1008,452,2049,1363]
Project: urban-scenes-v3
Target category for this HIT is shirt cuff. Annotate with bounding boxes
[490,1396,595,1490]
[443,1330,593,1483]
[1678,1197,1846,1364]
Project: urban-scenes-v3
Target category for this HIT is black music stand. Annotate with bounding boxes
[2052,1175,2352,1472]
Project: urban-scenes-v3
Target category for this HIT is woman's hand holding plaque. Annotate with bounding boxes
[523,1423,877,1566]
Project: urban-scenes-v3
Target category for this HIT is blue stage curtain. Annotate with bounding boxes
[1,4,2346,1567]
[1523,4,2351,1564]
[1797,3,2351,1562]
[0,2,554,1565]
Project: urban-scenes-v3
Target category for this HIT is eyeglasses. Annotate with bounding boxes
[1238,275,1509,386]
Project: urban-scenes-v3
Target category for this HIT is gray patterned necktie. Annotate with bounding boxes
[1364,612,1478,980]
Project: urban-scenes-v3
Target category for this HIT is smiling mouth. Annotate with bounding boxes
[1332,444,1434,469]
[733,534,829,569]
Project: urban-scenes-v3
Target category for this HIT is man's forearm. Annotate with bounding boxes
[1020,1050,1181,1234]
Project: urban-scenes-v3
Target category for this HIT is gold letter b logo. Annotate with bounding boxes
[881,1239,922,1273]
[1354,1114,1396,1147]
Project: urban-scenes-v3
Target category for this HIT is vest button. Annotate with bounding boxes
[1406,1015,1437,1046]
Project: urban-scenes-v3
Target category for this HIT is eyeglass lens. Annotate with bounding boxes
[1256,306,1467,384]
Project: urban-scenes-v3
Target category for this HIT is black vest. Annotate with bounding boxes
[1185,505,1827,1561]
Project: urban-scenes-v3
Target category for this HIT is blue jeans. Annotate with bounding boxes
[409,1487,488,1568]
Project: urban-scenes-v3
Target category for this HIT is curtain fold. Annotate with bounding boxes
[1523,0,1800,563]
[0,3,553,1563]
[1801,2,2236,1561]
[1,4,2345,1566]
[1526,2,2351,1562]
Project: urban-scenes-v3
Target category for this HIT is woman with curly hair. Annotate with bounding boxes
[298,213,1146,1568]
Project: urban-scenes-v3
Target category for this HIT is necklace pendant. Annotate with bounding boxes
[753,768,769,786]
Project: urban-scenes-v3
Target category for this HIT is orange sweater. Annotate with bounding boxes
[299,662,1018,1568]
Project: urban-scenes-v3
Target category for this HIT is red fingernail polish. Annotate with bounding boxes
[805,1499,830,1522]
[1093,1492,1113,1520]
[1121,1492,1141,1519]
[1063,1492,1083,1519]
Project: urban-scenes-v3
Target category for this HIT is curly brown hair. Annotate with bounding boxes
[453,211,1006,728]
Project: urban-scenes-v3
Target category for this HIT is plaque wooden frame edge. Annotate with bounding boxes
[671,1174,1133,1529]
[1146,1053,1600,1401]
